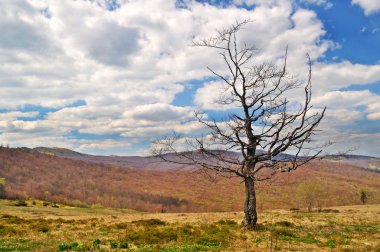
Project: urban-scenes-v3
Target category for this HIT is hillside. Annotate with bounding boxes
[32,147,380,172]
[1,147,380,213]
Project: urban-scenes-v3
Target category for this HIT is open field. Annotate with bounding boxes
[0,200,379,251]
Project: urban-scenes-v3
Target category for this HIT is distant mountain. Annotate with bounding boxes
[323,154,380,172]
[33,147,86,157]
[31,147,300,169]
[33,147,180,169]
[32,147,380,172]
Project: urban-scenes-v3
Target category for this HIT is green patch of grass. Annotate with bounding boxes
[277,231,321,245]
[58,242,79,251]
[123,223,231,249]
[0,215,29,225]
[294,233,321,245]
[57,241,89,251]
[254,237,266,244]
[326,239,336,248]
[125,226,178,245]
[0,225,18,236]
[0,238,41,251]
[272,227,297,239]
[215,220,237,226]
[158,244,221,251]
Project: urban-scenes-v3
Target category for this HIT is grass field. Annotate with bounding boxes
[0,200,379,251]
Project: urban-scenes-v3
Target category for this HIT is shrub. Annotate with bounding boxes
[114,222,128,229]
[131,218,167,226]
[92,239,101,249]
[14,200,27,207]
[119,241,129,249]
[276,221,294,227]
[321,209,339,213]
[38,226,49,233]
[51,203,59,208]
[109,240,118,249]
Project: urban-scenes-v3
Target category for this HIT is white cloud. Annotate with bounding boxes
[367,112,380,120]
[0,0,379,155]
[0,111,38,121]
[312,62,380,94]
[194,81,237,110]
[352,0,380,15]
[79,139,131,151]
[313,90,379,108]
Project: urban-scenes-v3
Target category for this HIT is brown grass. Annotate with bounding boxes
[0,199,379,251]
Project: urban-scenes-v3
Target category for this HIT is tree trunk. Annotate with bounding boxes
[243,176,258,227]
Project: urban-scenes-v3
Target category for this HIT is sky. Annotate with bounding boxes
[0,0,379,157]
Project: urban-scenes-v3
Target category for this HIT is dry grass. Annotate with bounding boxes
[0,200,379,251]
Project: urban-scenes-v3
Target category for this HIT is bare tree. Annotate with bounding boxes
[152,21,325,227]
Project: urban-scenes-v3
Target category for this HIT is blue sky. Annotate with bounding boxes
[0,0,379,157]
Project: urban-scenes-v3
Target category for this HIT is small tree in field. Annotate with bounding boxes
[0,178,6,199]
[297,182,328,212]
[152,21,325,227]
[360,189,368,205]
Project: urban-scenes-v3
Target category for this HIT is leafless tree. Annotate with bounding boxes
[152,21,325,227]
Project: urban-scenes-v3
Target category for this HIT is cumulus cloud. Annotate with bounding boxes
[0,0,379,155]
[313,90,379,108]
[352,0,380,15]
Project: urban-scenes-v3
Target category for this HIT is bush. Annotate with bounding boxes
[38,226,49,233]
[276,221,294,227]
[0,178,6,199]
[119,241,129,249]
[92,239,101,249]
[109,240,117,249]
[131,218,167,226]
[14,200,27,207]
[51,203,59,208]
[321,209,339,213]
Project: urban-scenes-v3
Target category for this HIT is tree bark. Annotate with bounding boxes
[243,176,258,227]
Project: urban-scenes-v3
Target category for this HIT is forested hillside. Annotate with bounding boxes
[1,147,380,213]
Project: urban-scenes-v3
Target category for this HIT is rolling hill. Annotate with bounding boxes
[1,146,380,213]
[32,146,380,172]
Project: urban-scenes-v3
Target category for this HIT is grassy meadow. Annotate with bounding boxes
[0,200,379,251]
